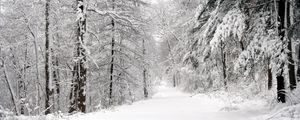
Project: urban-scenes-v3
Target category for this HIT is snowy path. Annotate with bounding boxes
[66,83,267,120]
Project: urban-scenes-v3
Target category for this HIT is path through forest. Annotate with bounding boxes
[65,82,268,120]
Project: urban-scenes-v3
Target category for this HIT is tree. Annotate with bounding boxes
[45,0,53,114]
[108,0,116,106]
[287,0,296,91]
[142,38,148,98]
[276,0,287,103]
[1,58,19,115]
[19,43,28,114]
[296,0,300,83]
[0,0,153,115]
[69,0,87,113]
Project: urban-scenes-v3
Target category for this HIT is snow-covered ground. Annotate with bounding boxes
[59,82,269,120]
[6,81,300,120]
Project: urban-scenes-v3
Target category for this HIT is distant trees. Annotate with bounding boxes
[86,0,152,107]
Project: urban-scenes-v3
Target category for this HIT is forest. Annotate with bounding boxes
[0,0,300,120]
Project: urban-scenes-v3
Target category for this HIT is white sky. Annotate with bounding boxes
[146,0,171,4]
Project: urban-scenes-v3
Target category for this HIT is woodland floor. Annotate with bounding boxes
[62,81,270,120]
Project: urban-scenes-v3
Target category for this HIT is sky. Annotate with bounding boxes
[145,0,171,4]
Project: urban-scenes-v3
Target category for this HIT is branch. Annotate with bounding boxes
[87,8,138,33]
[87,8,133,26]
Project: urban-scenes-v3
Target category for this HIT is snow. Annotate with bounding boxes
[4,81,299,120]
[210,8,246,50]
[257,104,300,120]
[62,81,269,120]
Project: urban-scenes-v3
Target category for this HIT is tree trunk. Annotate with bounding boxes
[276,0,286,103]
[28,21,41,114]
[143,69,148,98]
[117,35,126,104]
[1,59,19,115]
[267,58,272,90]
[69,0,87,113]
[297,1,300,83]
[52,23,61,112]
[267,68,273,90]
[287,0,297,90]
[19,43,28,115]
[277,75,285,102]
[142,39,148,98]
[166,38,176,87]
[45,0,53,115]
[109,0,115,106]
[297,44,300,82]
[109,21,115,106]
[52,49,60,112]
[220,40,227,90]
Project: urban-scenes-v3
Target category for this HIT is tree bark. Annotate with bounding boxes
[26,21,41,114]
[45,0,53,115]
[109,0,115,106]
[53,51,60,111]
[142,39,148,98]
[19,43,28,115]
[296,0,300,83]
[220,40,227,90]
[52,21,61,112]
[267,60,273,90]
[298,44,300,82]
[166,38,176,87]
[287,0,297,90]
[276,0,286,103]
[69,0,87,113]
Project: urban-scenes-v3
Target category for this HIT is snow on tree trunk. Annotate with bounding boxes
[26,20,42,114]
[19,42,28,114]
[69,0,87,113]
[220,40,227,90]
[53,51,60,112]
